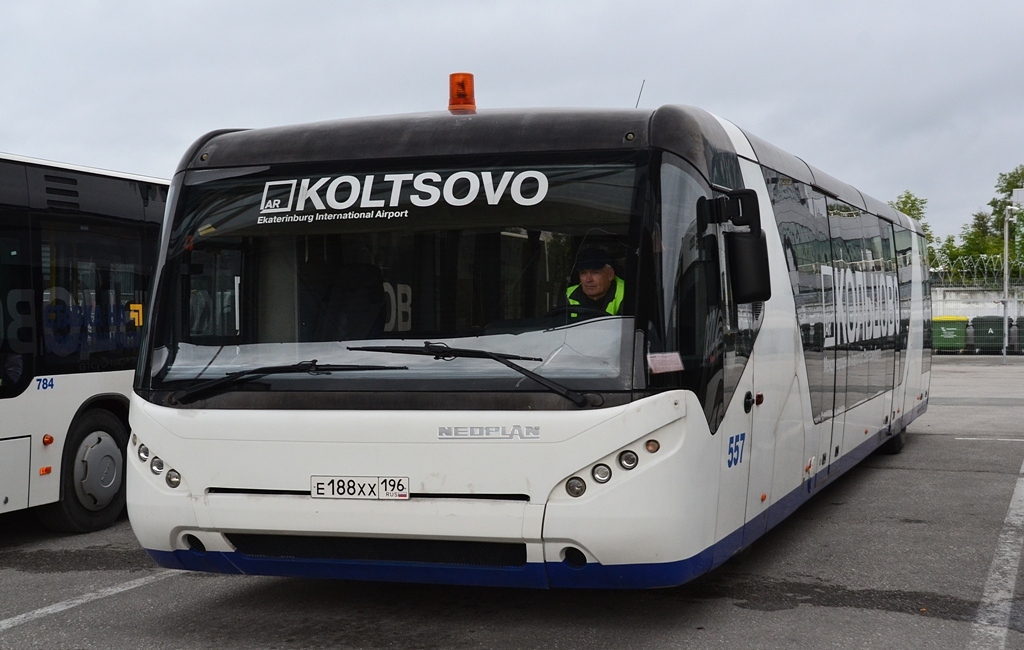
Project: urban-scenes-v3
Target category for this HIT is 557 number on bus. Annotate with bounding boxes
[311,476,410,500]
[727,433,746,468]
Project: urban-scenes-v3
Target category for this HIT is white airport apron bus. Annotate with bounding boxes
[128,77,930,588]
[0,153,165,532]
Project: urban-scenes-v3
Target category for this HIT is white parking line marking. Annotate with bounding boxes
[968,457,1024,650]
[0,571,177,633]
[956,438,1024,443]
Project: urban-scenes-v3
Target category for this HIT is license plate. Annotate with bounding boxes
[310,476,409,500]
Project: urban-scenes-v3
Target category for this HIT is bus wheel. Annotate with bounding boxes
[881,429,906,455]
[36,410,128,533]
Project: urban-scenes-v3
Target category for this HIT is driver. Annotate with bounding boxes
[565,248,624,316]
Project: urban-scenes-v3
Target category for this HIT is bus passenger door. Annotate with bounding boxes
[712,340,755,563]
[706,178,777,562]
[712,302,783,555]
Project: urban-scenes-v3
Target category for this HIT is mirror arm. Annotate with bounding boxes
[698,189,761,232]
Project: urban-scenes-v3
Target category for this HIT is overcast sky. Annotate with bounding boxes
[2,0,1022,241]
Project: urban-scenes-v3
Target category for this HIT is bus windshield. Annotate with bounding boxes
[143,157,646,402]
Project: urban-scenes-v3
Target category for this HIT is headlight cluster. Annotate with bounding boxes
[132,433,183,489]
[563,440,660,498]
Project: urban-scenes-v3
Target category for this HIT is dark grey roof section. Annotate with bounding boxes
[180,105,744,191]
[859,192,913,231]
[802,162,865,210]
[0,160,29,207]
[0,151,167,184]
[737,126,917,229]
[738,129,814,185]
[182,109,653,172]
[649,105,743,190]
[803,162,918,231]
[0,155,167,220]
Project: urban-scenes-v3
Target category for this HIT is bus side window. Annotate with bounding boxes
[1,230,34,396]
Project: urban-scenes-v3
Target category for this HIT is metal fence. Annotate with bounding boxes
[930,254,1024,354]
[930,253,1024,289]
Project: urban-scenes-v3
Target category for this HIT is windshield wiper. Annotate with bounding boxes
[347,342,591,408]
[171,359,407,404]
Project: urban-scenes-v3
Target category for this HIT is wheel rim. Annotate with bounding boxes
[72,431,124,511]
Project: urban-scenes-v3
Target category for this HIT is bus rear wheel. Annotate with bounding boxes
[36,410,129,533]
[881,428,907,455]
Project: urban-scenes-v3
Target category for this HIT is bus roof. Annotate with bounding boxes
[178,105,918,233]
[737,129,916,232]
[178,105,743,191]
[0,151,168,185]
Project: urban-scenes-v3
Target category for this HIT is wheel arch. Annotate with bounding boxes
[68,393,131,434]
[56,393,131,500]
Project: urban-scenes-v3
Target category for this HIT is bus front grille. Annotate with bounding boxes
[225,534,527,567]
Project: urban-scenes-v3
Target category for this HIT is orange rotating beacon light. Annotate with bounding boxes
[448,72,476,113]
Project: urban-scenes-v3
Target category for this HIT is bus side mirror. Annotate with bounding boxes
[727,189,770,303]
[700,189,771,304]
[725,230,771,304]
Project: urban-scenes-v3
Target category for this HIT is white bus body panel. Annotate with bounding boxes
[129,390,728,586]
[2,370,133,509]
[739,156,802,544]
[0,437,31,513]
[711,118,923,555]
[903,232,930,417]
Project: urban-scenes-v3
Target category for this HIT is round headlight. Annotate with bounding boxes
[618,450,639,470]
[137,444,150,462]
[150,457,164,475]
[591,464,612,484]
[166,469,181,488]
[565,477,587,497]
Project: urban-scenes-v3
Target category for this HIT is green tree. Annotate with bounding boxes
[937,234,961,264]
[988,164,1024,232]
[987,164,1024,259]
[959,210,1000,256]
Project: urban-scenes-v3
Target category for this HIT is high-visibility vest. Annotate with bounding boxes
[565,277,624,315]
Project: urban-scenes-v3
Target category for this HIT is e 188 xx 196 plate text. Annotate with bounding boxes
[311,476,409,500]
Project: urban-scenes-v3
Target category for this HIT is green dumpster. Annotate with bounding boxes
[971,315,1006,352]
[933,316,968,353]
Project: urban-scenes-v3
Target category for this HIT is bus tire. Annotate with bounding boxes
[880,429,906,455]
[36,410,129,533]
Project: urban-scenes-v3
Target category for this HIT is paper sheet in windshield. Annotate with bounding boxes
[647,352,684,374]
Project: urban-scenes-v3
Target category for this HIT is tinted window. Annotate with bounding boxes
[649,153,726,428]
[0,213,33,397]
[38,219,146,375]
[145,158,646,401]
[764,171,834,421]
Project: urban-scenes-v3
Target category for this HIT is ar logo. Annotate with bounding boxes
[260,180,297,213]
